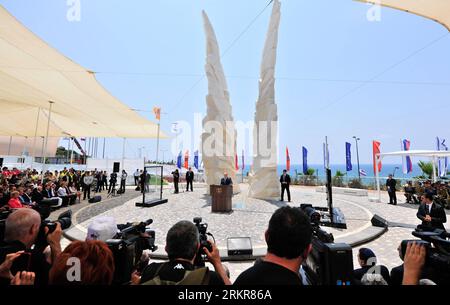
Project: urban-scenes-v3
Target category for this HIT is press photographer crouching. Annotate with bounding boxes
[135,220,231,285]
[0,208,63,286]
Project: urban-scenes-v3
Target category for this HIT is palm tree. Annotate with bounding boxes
[417,161,436,179]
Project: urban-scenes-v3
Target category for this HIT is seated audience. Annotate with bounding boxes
[234,206,312,285]
[7,191,27,209]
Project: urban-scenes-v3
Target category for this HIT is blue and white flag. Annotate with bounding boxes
[177,151,182,169]
[302,147,308,175]
[345,142,352,172]
[437,137,448,177]
[359,169,367,177]
[194,150,199,170]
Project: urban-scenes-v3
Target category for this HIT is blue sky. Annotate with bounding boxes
[2,0,449,165]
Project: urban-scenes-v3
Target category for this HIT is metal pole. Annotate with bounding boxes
[354,137,361,181]
[70,138,74,166]
[41,101,54,183]
[376,154,381,202]
[432,157,437,182]
[31,108,40,170]
[21,137,28,170]
[156,122,161,163]
[7,136,12,156]
[102,138,106,159]
[122,138,126,171]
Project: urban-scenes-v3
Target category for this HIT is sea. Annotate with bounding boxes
[241,164,425,180]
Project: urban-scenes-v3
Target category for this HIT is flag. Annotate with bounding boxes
[235,153,239,171]
[437,137,448,177]
[286,147,291,172]
[345,142,352,172]
[184,150,189,169]
[194,151,199,170]
[360,169,367,177]
[402,139,413,174]
[372,141,382,174]
[153,107,161,121]
[241,150,245,171]
[302,147,308,175]
[177,151,182,169]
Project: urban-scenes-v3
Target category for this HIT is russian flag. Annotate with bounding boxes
[402,139,413,174]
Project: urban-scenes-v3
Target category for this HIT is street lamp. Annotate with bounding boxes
[353,136,361,181]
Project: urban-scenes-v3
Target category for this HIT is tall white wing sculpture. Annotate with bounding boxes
[201,11,240,193]
[248,0,281,199]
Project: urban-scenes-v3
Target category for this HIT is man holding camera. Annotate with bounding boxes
[234,206,312,285]
[109,172,118,194]
[0,209,62,286]
[136,221,230,285]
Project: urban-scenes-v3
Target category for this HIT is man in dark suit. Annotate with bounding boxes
[417,193,447,230]
[172,169,180,194]
[186,167,194,192]
[220,172,232,186]
[280,170,291,202]
[386,174,397,205]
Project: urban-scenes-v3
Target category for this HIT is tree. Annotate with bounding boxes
[333,170,345,187]
[417,161,436,179]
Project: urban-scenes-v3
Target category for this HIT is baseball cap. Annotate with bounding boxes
[86,216,118,242]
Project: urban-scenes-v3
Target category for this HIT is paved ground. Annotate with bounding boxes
[61,184,450,283]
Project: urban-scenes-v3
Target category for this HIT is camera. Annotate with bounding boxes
[110,172,117,183]
[0,206,72,252]
[401,228,450,285]
[300,204,354,286]
[35,208,72,252]
[193,217,213,267]
[106,219,157,285]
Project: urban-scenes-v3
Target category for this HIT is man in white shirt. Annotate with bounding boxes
[133,169,140,186]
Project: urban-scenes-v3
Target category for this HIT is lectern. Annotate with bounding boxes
[210,185,233,213]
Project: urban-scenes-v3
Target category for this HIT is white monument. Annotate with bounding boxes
[201,11,240,193]
[248,0,281,199]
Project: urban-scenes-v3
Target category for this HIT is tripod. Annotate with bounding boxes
[108,182,120,198]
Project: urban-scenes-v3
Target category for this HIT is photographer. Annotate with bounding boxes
[137,221,230,285]
[0,209,62,286]
[109,172,118,194]
[234,206,312,285]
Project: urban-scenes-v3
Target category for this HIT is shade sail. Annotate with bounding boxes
[357,0,450,31]
[0,5,168,139]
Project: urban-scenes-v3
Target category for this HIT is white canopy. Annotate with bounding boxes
[357,0,450,31]
[0,5,167,139]
[373,149,450,202]
[379,150,450,158]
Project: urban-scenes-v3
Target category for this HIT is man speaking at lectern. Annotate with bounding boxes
[220,172,233,186]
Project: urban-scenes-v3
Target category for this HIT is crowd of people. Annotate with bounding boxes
[0,166,447,286]
[404,180,450,209]
[0,166,138,212]
[0,204,439,286]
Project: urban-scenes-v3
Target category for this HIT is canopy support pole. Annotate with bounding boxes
[30,108,41,170]
[122,138,126,171]
[70,137,74,165]
[41,101,54,184]
[7,136,12,156]
[375,154,381,202]
[156,121,161,163]
[432,156,437,182]
[102,138,106,159]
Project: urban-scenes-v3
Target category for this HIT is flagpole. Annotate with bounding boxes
[375,154,381,202]
[353,136,361,181]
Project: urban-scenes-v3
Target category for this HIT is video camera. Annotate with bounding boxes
[300,204,354,286]
[106,219,157,285]
[401,228,450,285]
[193,217,213,267]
